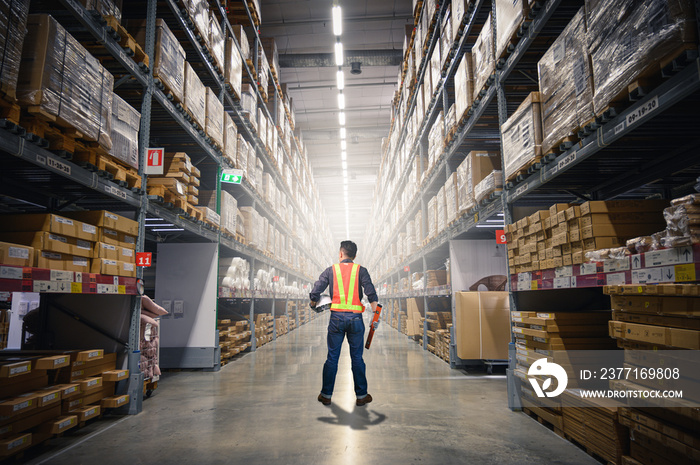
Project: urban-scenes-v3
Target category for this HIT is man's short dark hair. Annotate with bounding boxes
[340,240,357,259]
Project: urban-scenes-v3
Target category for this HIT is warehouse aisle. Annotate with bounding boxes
[28,315,598,465]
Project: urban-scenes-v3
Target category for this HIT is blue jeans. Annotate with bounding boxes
[321,311,368,399]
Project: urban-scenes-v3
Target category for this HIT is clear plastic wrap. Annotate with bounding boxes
[537,7,595,154]
[626,236,654,254]
[18,14,113,149]
[501,92,542,180]
[248,144,257,189]
[458,151,502,212]
[472,12,494,100]
[257,47,270,98]
[430,38,441,93]
[451,0,470,41]
[495,0,528,60]
[258,107,268,148]
[441,5,452,69]
[428,111,445,167]
[241,207,262,249]
[428,196,438,238]
[456,156,469,213]
[445,104,456,136]
[261,38,279,79]
[205,87,224,149]
[586,0,697,115]
[109,93,140,169]
[423,68,433,115]
[130,19,186,103]
[79,0,122,23]
[437,186,447,233]
[220,190,238,236]
[240,83,257,127]
[474,170,503,203]
[184,61,206,129]
[0,0,29,102]
[585,247,630,261]
[445,173,459,223]
[236,135,249,177]
[662,201,700,245]
[223,111,238,166]
[209,15,225,73]
[187,0,209,48]
[454,52,474,122]
[255,157,263,192]
[415,210,424,244]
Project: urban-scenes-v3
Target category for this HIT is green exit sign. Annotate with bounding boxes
[221,169,243,184]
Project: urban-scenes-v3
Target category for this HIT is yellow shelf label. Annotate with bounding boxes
[71,282,82,293]
[118,285,126,294]
[675,264,696,282]
[531,280,538,290]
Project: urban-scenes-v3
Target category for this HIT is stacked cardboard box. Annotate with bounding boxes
[426,311,452,360]
[275,315,290,337]
[224,37,243,99]
[586,0,697,116]
[435,327,451,362]
[108,94,140,170]
[18,15,114,151]
[198,189,237,237]
[0,0,29,106]
[560,392,630,465]
[506,200,668,274]
[472,13,494,100]
[605,284,700,465]
[427,112,445,169]
[495,0,530,60]
[148,152,201,210]
[218,319,251,363]
[455,292,510,360]
[0,241,34,267]
[474,170,503,204]
[454,52,474,124]
[205,88,224,151]
[208,15,225,74]
[456,151,502,213]
[183,62,206,130]
[185,0,209,51]
[0,350,129,458]
[537,8,595,155]
[61,210,137,278]
[255,314,274,347]
[501,92,543,182]
[405,298,424,338]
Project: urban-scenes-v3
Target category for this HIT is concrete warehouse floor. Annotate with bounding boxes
[26,314,599,465]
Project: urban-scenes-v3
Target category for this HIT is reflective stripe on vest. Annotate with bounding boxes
[330,263,364,312]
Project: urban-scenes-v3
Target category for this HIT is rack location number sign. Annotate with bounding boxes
[145,148,164,175]
[404,266,410,272]
[496,230,507,244]
[221,169,243,184]
[136,252,152,267]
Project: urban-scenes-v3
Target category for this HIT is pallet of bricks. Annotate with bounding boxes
[0,350,129,459]
[147,153,202,220]
[14,14,144,192]
[506,200,669,275]
[218,319,251,365]
[606,283,700,465]
[255,314,273,347]
[0,210,138,278]
[512,310,618,441]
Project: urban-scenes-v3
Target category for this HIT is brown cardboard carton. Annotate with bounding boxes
[455,291,510,360]
[100,394,129,409]
[35,251,90,272]
[90,258,136,277]
[0,242,33,267]
[38,415,77,435]
[0,214,97,241]
[97,228,136,249]
[0,232,92,258]
[0,433,31,457]
[62,211,138,236]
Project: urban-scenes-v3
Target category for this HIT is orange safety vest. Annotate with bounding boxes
[330,263,364,312]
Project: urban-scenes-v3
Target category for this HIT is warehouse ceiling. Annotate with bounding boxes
[260,0,413,260]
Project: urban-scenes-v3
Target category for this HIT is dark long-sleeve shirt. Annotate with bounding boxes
[309,259,378,304]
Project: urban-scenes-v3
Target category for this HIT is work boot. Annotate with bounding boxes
[318,394,331,405]
[356,394,373,406]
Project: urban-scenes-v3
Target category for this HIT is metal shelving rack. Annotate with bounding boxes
[368,0,700,376]
[0,0,336,413]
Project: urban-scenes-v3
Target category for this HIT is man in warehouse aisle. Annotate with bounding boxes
[310,240,379,407]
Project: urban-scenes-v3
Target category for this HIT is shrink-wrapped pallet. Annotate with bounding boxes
[454,52,474,123]
[472,13,494,101]
[495,0,529,60]
[236,135,249,177]
[428,196,438,239]
[109,94,140,169]
[79,0,122,23]
[209,14,225,73]
[205,87,224,149]
[186,0,209,48]
[457,151,501,212]
[231,25,250,62]
[261,38,279,80]
[225,37,243,98]
[18,14,113,149]
[437,186,447,233]
[130,19,185,103]
[428,111,445,168]
[223,111,238,166]
[415,210,424,245]
[537,8,594,154]
[0,0,29,102]
[184,61,206,130]
[445,173,459,223]
[501,92,542,181]
[257,47,270,98]
[451,0,471,41]
[240,207,262,249]
[586,0,697,115]
[474,170,503,203]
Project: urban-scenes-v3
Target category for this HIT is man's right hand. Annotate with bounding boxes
[309,301,318,311]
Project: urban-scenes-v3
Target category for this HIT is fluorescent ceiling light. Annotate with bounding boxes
[341,151,347,161]
[336,70,344,90]
[339,112,345,126]
[486,219,505,223]
[147,223,175,227]
[342,160,347,170]
[332,6,342,36]
[337,92,345,109]
[475,224,504,228]
[343,177,348,185]
[145,218,164,221]
[340,127,346,139]
[334,42,343,66]
[341,140,347,150]
[342,168,347,177]
[151,228,185,232]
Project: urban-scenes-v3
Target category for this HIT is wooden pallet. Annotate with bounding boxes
[244,59,258,82]
[72,144,142,190]
[235,233,247,245]
[496,16,532,63]
[0,98,20,126]
[541,133,580,158]
[227,1,261,28]
[506,154,544,185]
[147,185,187,211]
[104,16,149,70]
[19,115,81,156]
[522,407,564,437]
[604,283,700,296]
[184,203,203,222]
[413,1,423,26]
[476,187,503,205]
